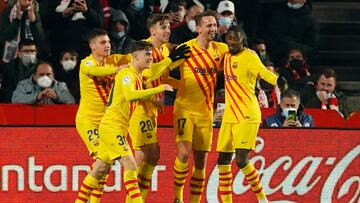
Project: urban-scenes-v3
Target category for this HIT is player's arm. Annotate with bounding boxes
[80,54,130,77]
[161,71,181,89]
[251,53,278,85]
[120,73,172,102]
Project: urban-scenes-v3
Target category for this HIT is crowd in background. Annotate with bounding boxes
[0,0,349,123]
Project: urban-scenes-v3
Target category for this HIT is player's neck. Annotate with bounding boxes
[92,54,106,66]
[131,62,144,75]
[152,38,163,50]
[196,37,210,49]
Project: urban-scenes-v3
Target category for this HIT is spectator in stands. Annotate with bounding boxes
[54,49,80,103]
[170,4,203,45]
[262,0,319,65]
[0,0,45,63]
[12,60,75,104]
[122,0,151,40]
[52,0,104,60]
[0,39,38,103]
[164,0,187,30]
[263,89,313,127]
[301,68,348,118]
[108,8,134,54]
[250,38,270,63]
[216,0,238,42]
[279,47,312,91]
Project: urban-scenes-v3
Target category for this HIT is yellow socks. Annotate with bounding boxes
[218,165,232,203]
[241,163,266,200]
[189,167,205,203]
[89,173,108,203]
[75,174,98,203]
[124,170,143,203]
[173,157,189,201]
[137,161,155,200]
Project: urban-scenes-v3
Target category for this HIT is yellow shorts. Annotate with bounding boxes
[96,124,133,164]
[174,108,213,151]
[128,115,158,150]
[217,122,260,152]
[76,122,101,155]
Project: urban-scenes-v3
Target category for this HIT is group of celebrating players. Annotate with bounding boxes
[74,10,278,203]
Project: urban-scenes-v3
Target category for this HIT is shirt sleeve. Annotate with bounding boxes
[249,52,278,85]
[120,72,166,102]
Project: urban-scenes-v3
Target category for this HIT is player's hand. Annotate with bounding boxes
[153,98,164,114]
[162,84,173,92]
[168,44,190,62]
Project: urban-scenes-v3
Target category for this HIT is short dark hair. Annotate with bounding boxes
[59,48,78,60]
[194,10,217,26]
[131,41,153,53]
[319,68,336,81]
[34,60,53,74]
[227,25,248,47]
[281,89,300,101]
[147,14,170,30]
[87,28,108,43]
[19,39,36,50]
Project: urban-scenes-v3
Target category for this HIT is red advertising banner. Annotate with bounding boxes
[0,128,359,203]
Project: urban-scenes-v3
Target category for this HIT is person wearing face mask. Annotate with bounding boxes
[54,48,80,103]
[108,8,135,54]
[263,89,313,127]
[0,39,38,103]
[216,0,239,42]
[122,0,151,40]
[262,0,319,65]
[11,61,75,104]
[300,68,349,118]
[279,47,312,92]
[170,5,204,45]
[250,38,270,63]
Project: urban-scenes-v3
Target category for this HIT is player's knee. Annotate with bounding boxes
[217,152,232,165]
[93,163,110,179]
[178,151,190,162]
[235,156,248,169]
[147,151,160,165]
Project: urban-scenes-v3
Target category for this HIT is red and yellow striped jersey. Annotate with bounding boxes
[222,49,278,123]
[99,64,166,130]
[175,38,228,115]
[76,54,129,124]
[132,37,172,117]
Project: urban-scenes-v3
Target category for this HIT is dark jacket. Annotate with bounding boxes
[300,85,349,118]
[262,1,319,64]
[170,23,198,45]
[263,104,314,127]
[0,58,36,102]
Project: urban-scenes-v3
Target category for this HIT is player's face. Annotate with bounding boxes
[196,16,217,41]
[135,49,153,70]
[151,20,171,44]
[226,30,243,55]
[90,35,111,57]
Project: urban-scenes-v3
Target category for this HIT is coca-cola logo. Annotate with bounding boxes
[206,137,360,202]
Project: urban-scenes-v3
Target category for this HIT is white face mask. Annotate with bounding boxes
[21,54,37,66]
[62,60,76,71]
[187,19,196,33]
[37,75,52,88]
[287,2,304,9]
[218,17,232,27]
[281,107,297,118]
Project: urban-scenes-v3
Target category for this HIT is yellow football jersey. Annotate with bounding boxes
[174,39,228,115]
[99,64,166,130]
[222,49,278,123]
[131,37,172,117]
[76,54,129,123]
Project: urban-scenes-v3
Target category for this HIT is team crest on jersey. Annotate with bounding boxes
[232,61,238,69]
[122,76,131,84]
[85,60,93,66]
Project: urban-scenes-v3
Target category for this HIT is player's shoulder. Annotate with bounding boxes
[183,38,196,47]
[80,55,95,67]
